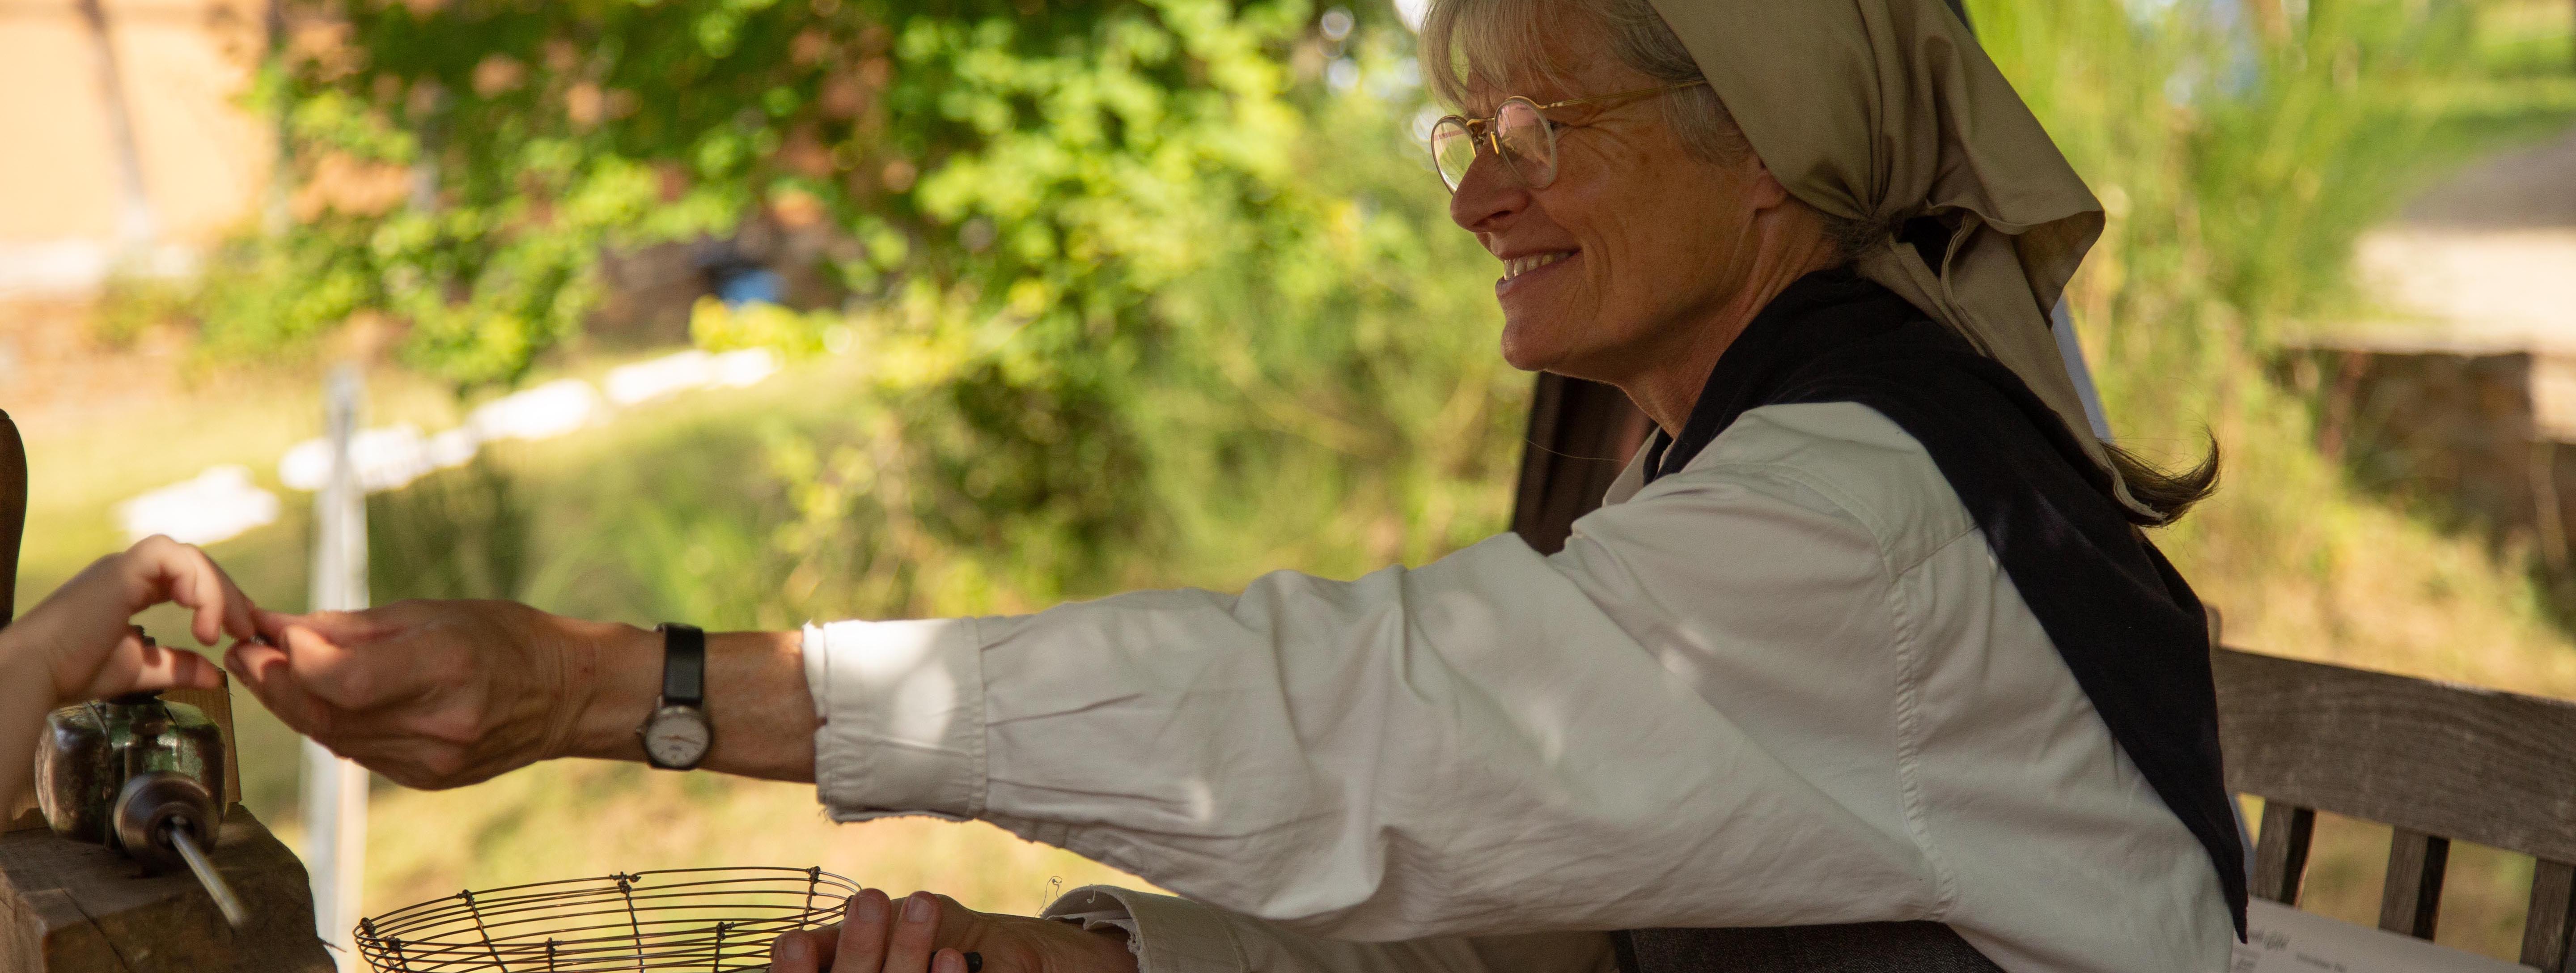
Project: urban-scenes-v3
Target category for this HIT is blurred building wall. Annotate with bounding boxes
[0,0,271,294]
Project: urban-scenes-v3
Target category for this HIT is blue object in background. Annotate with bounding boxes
[713,268,784,309]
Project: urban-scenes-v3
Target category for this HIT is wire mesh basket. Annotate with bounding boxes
[356,866,859,971]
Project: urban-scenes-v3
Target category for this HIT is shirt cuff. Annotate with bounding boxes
[1042,886,1246,973]
[803,618,987,821]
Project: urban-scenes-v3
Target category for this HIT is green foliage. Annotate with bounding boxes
[2186,1,2476,332]
[369,455,531,603]
[89,274,198,348]
[240,0,1517,615]
[225,0,1340,385]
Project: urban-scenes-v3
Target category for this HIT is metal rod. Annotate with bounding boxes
[168,822,250,928]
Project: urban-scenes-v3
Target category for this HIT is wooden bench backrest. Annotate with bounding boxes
[2215,647,2576,969]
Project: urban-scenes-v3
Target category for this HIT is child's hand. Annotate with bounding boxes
[7,535,248,706]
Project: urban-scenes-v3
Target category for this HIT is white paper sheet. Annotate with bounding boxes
[2229,899,2534,973]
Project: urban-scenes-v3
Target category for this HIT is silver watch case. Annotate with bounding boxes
[638,702,713,770]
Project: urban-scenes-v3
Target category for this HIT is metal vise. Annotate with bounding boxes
[33,689,248,926]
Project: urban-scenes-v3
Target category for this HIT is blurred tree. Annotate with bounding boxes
[218,0,1521,610]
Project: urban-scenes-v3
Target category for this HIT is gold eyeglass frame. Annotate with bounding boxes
[1429,80,1711,193]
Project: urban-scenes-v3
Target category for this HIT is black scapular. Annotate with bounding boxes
[1617,269,2245,972]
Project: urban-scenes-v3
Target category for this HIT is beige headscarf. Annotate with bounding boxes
[1644,0,2151,517]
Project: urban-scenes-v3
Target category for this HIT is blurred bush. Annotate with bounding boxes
[222,0,1520,617]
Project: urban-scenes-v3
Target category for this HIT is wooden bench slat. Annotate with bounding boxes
[2215,648,2576,862]
[2378,828,2449,939]
[2253,803,2316,905]
[2525,860,2576,972]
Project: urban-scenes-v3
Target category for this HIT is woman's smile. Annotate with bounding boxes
[1496,249,1580,297]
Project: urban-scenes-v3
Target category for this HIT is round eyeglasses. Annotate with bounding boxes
[1428,81,1710,193]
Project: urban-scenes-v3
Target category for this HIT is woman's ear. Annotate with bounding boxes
[1743,153,1794,211]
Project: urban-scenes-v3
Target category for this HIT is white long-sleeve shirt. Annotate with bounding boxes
[801,401,2235,973]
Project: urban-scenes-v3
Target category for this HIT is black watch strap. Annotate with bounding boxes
[657,623,707,707]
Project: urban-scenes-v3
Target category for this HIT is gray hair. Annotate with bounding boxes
[1419,0,1885,259]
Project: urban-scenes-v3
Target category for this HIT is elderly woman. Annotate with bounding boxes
[226,0,2242,971]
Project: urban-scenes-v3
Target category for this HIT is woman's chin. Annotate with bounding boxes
[1495,262,1590,371]
[1497,320,1571,373]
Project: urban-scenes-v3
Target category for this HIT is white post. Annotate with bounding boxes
[303,363,370,967]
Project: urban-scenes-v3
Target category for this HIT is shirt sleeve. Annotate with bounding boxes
[1037,885,1617,973]
[803,464,1946,940]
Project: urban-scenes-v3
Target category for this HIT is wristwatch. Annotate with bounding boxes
[637,623,713,770]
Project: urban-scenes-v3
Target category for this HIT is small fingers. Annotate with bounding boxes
[190,548,260,646]
[119,537,253,647]
[169,542,231,646]
[932,949,971,973]
[77,630,223,699]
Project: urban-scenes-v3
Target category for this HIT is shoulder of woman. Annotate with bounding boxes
[1644,401,1976,563]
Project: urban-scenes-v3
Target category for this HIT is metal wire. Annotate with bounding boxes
[356,867,859,972]
[167,822,248,928]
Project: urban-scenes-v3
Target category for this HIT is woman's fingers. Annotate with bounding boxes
[225,638,334,739]
[252,609,298,645]
[835,889,897,971]
[234,616,383,716]
[775,890,1003,973]
[804,889,969,973]
[769,926,836,973]
[883,892,943,973]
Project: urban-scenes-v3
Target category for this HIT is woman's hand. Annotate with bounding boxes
[225,599,617,790]
[770,890,1140,973]
[4,535,243,705]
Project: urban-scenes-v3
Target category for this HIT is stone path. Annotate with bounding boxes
[2351,128,2576,350]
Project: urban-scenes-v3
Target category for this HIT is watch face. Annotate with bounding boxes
[642,705,713,769]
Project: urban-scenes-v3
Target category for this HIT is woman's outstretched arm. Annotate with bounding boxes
[227,603,813,789]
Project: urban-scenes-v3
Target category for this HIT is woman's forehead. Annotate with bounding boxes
[1437,7,1636,111]
[1458,55,1651,115]
[1432,0,1587,103]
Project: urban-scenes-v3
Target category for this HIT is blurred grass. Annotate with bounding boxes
[9,0,2576,956]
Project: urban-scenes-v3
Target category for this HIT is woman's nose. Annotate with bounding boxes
[1448,155,1530,233]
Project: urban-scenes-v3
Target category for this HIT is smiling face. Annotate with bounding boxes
[1445,16,1814,397]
